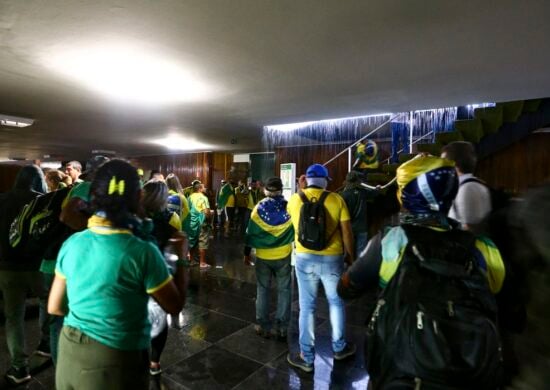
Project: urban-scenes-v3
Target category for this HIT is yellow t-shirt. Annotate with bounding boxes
[189,192,209,213]
[287,188,350,255]
[225,191,235,208]
[256,244,293,260]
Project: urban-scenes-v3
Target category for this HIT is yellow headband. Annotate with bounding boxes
[108,176,125,196]
[396,155,455,204]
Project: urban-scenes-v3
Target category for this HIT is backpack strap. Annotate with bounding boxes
[298,190,309,204]
[460,177,486,187]
[318,190,329,206]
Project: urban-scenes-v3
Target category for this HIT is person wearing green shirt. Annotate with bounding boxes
[48,160,188,390]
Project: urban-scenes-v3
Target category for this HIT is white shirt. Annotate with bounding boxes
[448,173,492,227]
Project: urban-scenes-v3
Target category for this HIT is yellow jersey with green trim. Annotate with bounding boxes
[287,188,350,256]
[55,215,171,350]
[189,192,210,213]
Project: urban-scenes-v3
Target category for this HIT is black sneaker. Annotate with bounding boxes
[35,340,52,358]
[254,325,270,339]
[287,353,313,373]
[5,366,31,385]
[334,342,356,361]
[274,329,287,342]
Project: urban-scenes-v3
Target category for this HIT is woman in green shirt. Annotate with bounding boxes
[48,160,188,390]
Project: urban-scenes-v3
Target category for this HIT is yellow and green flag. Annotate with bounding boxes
[245,197,294,249]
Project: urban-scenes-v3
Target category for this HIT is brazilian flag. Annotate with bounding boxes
[167,191,191,235]
[187,195,207,248]
[245,197,294,249]
[217,183,234,208]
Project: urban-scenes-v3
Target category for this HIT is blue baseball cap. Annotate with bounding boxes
[305,164,331,180]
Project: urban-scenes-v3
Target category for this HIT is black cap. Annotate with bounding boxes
[265,177,283,191]
[81,155,109,180]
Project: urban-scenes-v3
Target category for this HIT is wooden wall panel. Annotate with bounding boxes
[477,132,550,194]
[0,164,22,193]
[134,153,211,189]
[274,141,391,191]
[133,152,233,194]
[211,152,234,192]
[275,143,350,191]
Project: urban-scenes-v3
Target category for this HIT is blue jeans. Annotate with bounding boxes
[42,272,64,365]
[295,253,346,364]
[255,256,291,331]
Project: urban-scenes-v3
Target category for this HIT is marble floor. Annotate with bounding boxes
[0,231,371,389]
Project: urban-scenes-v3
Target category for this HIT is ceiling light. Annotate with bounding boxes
[151,135,211,151]
[43,44,214,105]
[0,115,34,128]
[265,113,393,132]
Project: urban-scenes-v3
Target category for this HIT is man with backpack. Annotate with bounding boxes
[441,141,491,234]
[0,165,48,385]
[338,155,506,389]
[286,163,356,372]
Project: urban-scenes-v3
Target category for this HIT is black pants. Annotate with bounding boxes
[150,326,168,363]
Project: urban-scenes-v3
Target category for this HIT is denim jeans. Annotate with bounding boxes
[295,253,347,364]
[0,270,48,369]
[42,272,64,365]
[255,256,291,331]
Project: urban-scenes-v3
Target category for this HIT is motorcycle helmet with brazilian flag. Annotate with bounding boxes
[396,155,458,215]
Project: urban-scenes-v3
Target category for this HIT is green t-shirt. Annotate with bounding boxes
[56,216,171,351]
[68,181,91,202]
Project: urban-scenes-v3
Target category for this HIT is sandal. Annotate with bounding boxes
[199,263,211,269]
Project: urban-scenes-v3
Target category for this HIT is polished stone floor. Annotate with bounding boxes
[0,231,371,389]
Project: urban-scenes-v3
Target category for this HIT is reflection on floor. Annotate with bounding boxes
[0,232,370,389]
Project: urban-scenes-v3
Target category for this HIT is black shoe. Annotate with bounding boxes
[254,325,270,339]
[35,340,52,358]
[334,342,356,361]
[274,329,287,342]
[5,366,31,385]
[287,353,313,373]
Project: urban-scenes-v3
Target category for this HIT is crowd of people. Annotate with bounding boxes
[0,140,548,388]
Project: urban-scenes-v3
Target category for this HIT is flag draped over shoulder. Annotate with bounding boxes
[217,183,233,209]
[167,191,191,235]
[245,196,294,249]
[188,193,207,248]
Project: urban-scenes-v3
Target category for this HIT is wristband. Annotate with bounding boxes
[175,259,191,268]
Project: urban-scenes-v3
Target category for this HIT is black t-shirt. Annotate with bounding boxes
[341,186,371,233]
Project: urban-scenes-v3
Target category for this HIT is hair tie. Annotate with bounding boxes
[108,176,125,196]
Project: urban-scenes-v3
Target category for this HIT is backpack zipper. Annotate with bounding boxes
[417,311,424,330]
[447,301,455,317]
[368,299,385,333]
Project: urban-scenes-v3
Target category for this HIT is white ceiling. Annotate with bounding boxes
[1,0,549,160]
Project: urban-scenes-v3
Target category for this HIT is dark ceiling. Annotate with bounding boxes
[1,0,549,161]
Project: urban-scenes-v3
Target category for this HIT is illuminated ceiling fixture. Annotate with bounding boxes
[43,44,213,105]
[151,135,211,151]
[0,115,34,128]
[265,113,393,132]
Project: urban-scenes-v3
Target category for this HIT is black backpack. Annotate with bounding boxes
[9,187,73,261]
[366,224,503,390]
[298,190,332,251]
